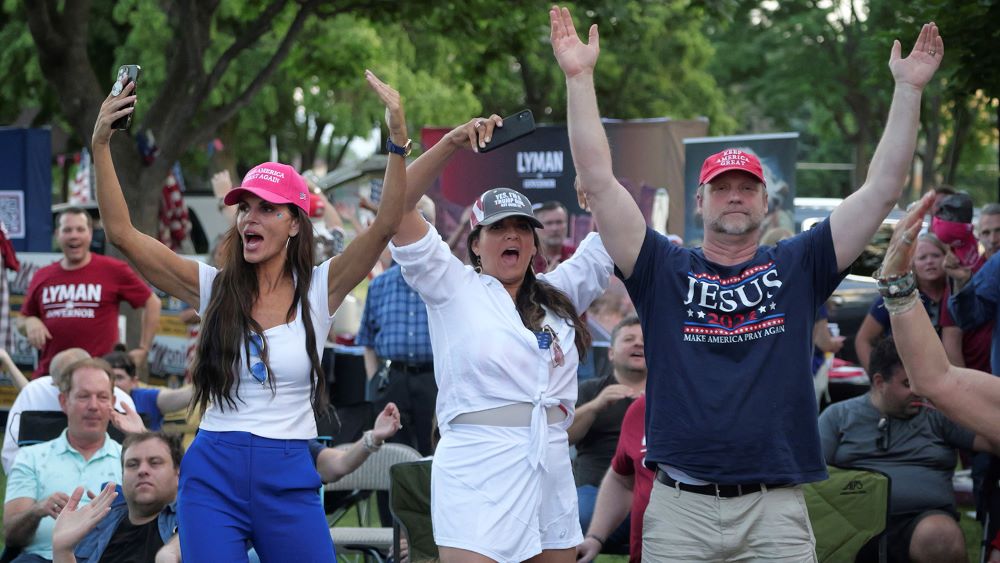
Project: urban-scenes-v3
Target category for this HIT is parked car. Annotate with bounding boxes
[794,198,907,364]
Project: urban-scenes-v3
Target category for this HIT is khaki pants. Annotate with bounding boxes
[643,478,818,562]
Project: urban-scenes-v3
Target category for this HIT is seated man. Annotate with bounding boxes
[3,349,136,473]
[818,336,995,563]
[3,358,125,562]
[577,395,653,563]
[50,431,183,563]
[104,350,192,431]
[568,316,645,550]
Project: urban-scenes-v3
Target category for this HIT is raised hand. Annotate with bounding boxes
[365,70,406,137]
[210,170,233,199]
[889,22,943,90]
[110,401,147,436]
[443,115,504,152]
[550,5,600,78]
[372,402,402,443]
[92,80,136,146]
[52,484,118,554]
[880,191,935,278]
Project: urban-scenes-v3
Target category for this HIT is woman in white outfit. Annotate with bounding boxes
[391,116,614,563]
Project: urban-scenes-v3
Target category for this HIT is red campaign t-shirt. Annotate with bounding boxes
[610,395,653,563]
[21,254,152,375]
[940,284,994,373]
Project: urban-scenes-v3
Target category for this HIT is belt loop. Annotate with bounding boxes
[760,483,768,494]
[737,484,743,497]
[673,478,682,498]
[714,483,721,500]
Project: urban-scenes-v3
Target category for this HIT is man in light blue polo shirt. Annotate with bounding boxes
[3,358,123,562]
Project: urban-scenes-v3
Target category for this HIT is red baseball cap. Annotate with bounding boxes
[223,162,310,215]
[308,193,325,218]
[698,149,766,186]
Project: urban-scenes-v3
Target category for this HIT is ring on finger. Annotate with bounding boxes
[902,235,914,244]
[474,121,483,128]
[929,49,936,56]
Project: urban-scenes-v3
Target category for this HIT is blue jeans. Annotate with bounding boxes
[178,430,334,561]
[577,484,631,552]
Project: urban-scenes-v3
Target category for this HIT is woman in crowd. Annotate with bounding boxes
[91,70,406,561]
[855,231,948,370]
[389,116,614,562]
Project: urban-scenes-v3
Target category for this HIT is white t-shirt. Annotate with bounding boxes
[390,225,612,467]
[2,376,136,473]
[196,259,335,440]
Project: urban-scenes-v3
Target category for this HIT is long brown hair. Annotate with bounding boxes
[192,205,327,416]
[467,225,591,359]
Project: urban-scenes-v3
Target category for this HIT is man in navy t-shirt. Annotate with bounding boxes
[552,5,944,560]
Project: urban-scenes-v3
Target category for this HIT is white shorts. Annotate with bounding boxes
[431,423,582,562]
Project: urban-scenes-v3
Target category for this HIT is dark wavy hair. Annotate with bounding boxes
[466,223,590,359]
[192,205,326,416]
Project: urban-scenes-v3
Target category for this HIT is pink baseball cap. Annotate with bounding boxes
[223,162,310,214]
[698,149,766,186]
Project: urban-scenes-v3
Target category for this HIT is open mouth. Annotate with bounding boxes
[244,232,264,251]
[501,248,520,266]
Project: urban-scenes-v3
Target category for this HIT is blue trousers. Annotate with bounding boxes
[178,430,335,562]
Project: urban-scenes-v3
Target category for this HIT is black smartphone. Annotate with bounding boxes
[110,64,142,131]
[479,109,535,153]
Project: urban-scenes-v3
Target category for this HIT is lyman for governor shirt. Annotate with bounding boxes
[621,219,845,484]
[21,254,152,374]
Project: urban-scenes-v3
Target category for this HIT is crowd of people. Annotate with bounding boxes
[1,5,998,563]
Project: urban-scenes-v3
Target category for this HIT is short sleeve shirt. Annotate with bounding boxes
[621,220,844,484]
[610,395,652,563]
[573,374,634,487]
[4,430,122,559]
[21,255,152,374]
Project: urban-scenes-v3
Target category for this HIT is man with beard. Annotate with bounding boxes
[819,336,995,563]
[568,316,645,550]
[551,4,944,559]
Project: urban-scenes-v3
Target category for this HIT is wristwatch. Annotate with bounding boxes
[386,138,412,157]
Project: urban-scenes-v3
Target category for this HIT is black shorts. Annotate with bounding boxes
[856,507,959,563]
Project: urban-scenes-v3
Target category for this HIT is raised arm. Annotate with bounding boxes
[393,116,500,247]
[551,6,646,278]
[92,82,199,307]
[829,23,943,271]
[316,403,401,482]
[0,348,29,391]
[881,193,1000,443]
[131,292,161,367]
[327,71,406,313]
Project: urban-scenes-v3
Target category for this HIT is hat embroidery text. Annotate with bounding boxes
[245,168,286,184]
[493,192,525,208]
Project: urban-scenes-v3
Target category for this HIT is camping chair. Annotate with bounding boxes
[389,459,436,563]
[328,443,423,562]
[17,410,137,446]
[803,466,891,563]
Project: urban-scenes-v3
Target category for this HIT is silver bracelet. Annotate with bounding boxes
[362,430,382,453]
[884,291,920,315]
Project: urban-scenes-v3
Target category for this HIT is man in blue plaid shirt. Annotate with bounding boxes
[356,196,437,456]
